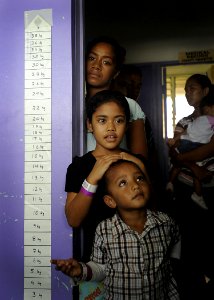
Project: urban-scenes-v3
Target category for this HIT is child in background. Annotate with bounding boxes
[166,94,214,210]
[110,64,143,101]
[52,159,181,300]
[110,64,156,161]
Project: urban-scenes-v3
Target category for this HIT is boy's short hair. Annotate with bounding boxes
[86,90,130,122]
[102,159,156,210]
[103,159,144,193]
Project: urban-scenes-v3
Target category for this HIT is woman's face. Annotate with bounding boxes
[185,78,208,108]
[86,42,118,89]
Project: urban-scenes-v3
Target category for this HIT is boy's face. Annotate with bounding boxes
[87,101,127,151]
[104,162,150,210]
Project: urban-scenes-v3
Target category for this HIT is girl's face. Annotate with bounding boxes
[87,101,127,152]
[104,162,150,211]
[86,42,118,90]
[185,78,209,109]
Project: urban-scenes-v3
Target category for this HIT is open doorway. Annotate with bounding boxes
[165,63,214,138]
[133,62,214,186]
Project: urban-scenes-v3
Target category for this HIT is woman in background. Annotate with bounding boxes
[167,74,214,300]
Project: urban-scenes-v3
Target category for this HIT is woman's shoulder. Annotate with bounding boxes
[125,96,141,110]
[125,96,145,121]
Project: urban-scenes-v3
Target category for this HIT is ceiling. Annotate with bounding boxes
[84,1,214,79]
[166,64,214,76]
[84,1,214,42]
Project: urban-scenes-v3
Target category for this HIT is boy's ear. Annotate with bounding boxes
[86,118,93,132]
[103,195,117,209]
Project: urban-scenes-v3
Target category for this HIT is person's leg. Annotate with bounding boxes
[194,177,202,196]
[166,165,181,192]
[183,162,212,182]
[191,178,208,210]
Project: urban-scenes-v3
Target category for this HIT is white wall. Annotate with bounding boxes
[124,35,214,63]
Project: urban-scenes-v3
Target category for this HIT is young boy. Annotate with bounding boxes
[52,160,181,299]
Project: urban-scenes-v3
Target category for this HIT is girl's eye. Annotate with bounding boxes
[98,118,105,123]
[115,117,125,124]
[137,175,145,182]
[119,180,126,187]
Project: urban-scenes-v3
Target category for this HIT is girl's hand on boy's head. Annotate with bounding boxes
[120,151,145,168]
[50,258,82,278]
[87,154,123,184]
[120,151,136,161]
[120,152,150,182]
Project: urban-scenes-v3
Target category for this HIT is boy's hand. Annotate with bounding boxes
[51,258,82,278]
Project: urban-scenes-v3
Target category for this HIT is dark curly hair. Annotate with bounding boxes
[86,89,130,123]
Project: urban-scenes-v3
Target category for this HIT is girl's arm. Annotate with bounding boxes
[127,119,148,158]
[65,191,93,227]
[65,154,122,227]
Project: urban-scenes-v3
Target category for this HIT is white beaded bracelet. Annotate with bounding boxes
[82,179,98,193]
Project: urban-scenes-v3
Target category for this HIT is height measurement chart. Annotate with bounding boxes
[24,10,52,300]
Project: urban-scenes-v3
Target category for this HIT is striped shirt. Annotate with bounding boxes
[90,210,180,300]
